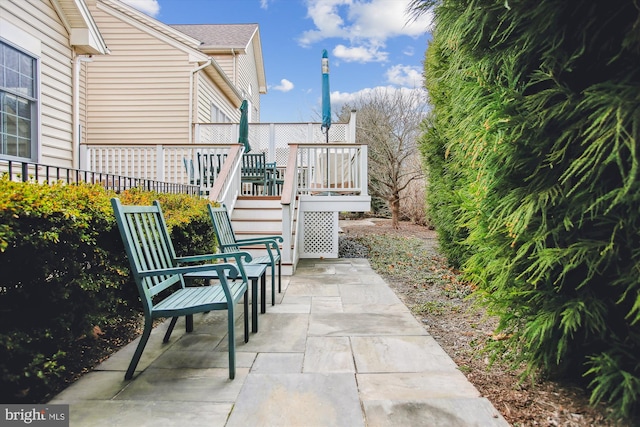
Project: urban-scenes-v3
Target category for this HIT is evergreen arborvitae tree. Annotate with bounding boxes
[418,0,640,420]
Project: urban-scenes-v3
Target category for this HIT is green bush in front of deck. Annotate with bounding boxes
[0,177,216,403]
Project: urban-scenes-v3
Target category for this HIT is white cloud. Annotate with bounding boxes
[346,0,431,39]
[260,0,270,9]
[298,0,432,59]
[333,44,388,63]
[385,64,424,87]
[298,0,350,47]
[271,79,295,92]
[329,85,428,114]
[121,0,160,17]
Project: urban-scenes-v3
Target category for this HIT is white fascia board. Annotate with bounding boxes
[51,0,109,54]
[188,52,209,63]
[203,57,243,107]
[249,27,267,94]
[69,27,109,55]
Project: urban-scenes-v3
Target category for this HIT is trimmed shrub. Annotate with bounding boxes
[0,178,216,402]
[420,0,640,420]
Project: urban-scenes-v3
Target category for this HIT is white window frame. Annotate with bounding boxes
[210,102,230,123]
[0,19,40,162]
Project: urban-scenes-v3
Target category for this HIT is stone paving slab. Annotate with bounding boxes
[338,283,404,305]
[363,397,507,427]
[351,335,459,372]
[64,400,232,427]
[236,313,309,352]
[115,367,248,402]
[308,312,429,336]
[251,353,304,373]
[225,373,364,427]
[49,259,509,426]
[285,281,341,296]
[49,371,129,403]
[303,336,355,373]
[310,296,344,313]
[357,372,481,400]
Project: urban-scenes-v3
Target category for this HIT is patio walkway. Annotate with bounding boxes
[50,258,509,426]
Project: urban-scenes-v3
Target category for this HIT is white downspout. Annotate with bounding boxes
[189,58,213,143]
[72,54,93,169]
[231,48,237,84]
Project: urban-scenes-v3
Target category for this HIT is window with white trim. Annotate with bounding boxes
[210,103,230,123]
[1,40,37,160]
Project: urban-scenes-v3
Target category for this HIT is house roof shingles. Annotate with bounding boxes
[170,24,258,52]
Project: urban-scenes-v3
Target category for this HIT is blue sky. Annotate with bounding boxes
[121,0,432,123]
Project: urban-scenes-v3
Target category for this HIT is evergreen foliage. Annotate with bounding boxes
[419,0,640,419]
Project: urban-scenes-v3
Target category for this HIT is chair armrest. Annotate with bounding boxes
[236,236,284,244]
[176,251,253,265]
[139,263,240,279]
[233,237,282,256]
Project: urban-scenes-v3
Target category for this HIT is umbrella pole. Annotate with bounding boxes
[326,132,329,188]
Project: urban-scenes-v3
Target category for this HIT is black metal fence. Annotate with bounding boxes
[1,159,200,196]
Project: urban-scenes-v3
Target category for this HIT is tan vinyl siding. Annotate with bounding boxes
[196,73,238,124]
[212,55,235,83]
[79,62,88,145]
[238,44,261,122]
[1,0,75,167]
[85,6,192,144]
[211,45,261,122]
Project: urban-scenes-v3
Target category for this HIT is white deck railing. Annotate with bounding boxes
[80,141,368,198]
[80,113,363,195]
[294,143,368,196]
[194,111,357,166]
[79,143,235,196]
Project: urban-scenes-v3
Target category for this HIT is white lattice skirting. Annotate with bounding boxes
[299,211,338,258]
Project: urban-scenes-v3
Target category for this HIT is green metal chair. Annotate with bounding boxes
[208,204,283,305]
[241,152,271,195]
[111,198,251,380]
[197,152,227,187]
[182,157,199,185]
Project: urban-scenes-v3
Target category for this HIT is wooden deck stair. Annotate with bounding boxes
[230,196,294,275]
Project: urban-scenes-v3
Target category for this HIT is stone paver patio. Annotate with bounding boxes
[50,258,509,426]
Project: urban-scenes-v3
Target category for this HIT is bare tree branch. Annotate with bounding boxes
[339,87,428,228]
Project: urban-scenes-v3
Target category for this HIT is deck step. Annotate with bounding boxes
[234,220,281,234]
[232,208,281,221]
[230,198,286,263]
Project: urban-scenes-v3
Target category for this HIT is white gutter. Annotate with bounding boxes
[189,58,213,143]
[73,54,93,169]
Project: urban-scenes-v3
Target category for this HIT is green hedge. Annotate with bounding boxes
[0,178,216,402]
[420,0,640,420]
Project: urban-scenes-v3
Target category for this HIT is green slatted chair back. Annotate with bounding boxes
[207,204,284,305]
[208,205,241,253]
[113,199,183,313]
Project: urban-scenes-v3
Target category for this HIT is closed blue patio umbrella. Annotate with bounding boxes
[239,99,251,153]
[321,49,332,191]
[321,49,331,143]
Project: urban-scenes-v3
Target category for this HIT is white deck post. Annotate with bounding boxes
[156,145,164,182]
[269,123,276,163]
[360,145,368,196]
[348,110,357,143]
